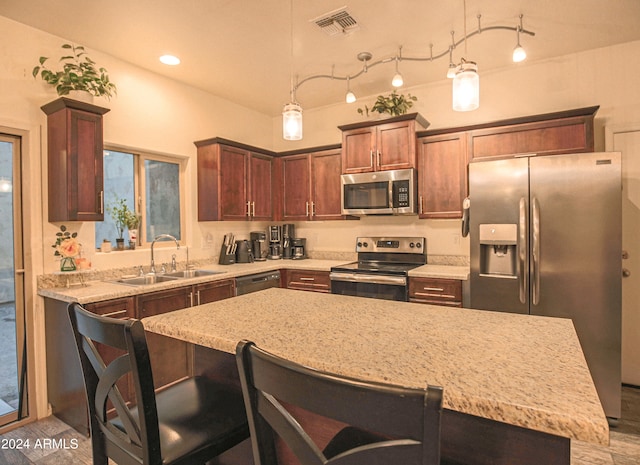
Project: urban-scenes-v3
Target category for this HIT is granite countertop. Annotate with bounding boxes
[37,259,470,303]
[142,288,608,447]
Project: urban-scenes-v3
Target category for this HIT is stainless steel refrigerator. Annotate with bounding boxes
[469,152,622,419]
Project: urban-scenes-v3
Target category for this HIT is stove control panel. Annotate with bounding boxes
[355,236,426,254]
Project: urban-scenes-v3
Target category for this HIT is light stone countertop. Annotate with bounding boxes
[142,287,608,447]
[37,259,470,303]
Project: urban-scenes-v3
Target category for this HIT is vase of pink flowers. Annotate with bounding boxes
[53,224,80,271]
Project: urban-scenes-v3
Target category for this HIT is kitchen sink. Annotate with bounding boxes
[114,275,180,286]
[163,269,225,278]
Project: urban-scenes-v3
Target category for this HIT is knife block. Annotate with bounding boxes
[218,243,236,265]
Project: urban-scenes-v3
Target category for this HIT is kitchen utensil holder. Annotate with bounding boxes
[218,244,236,265]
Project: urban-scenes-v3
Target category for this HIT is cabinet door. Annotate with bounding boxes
[282,154,311,220]
[418,133,468,219]
[409,278,462,307]
[286,270,331,293]
[219,146,250,220]
[45,104,106,222]
[311,149,343,220]
[137,287,192,389]
[249,153,273,220]
[376,120,416,171]
[195,279,236,305]
[468,116,595,161]
[342,127,376,173]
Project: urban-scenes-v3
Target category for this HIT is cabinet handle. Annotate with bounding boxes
[370,150,374,168]
[415,292,456,299]
[299,277,315,281]
[189,291,194,307]
[246,201,251,217]
[251,201,255,217]
[99,190,104,214]
[377,151,381,168]
[311,201,316,217]
[197,290,201,305]
[419,196,423,214]
[306,201,309,217]
[422,287,444,292]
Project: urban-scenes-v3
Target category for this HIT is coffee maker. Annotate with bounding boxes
[250,231,268,261]
[282,224,295,259]
[268,225,283,259]
[292,238,306,260]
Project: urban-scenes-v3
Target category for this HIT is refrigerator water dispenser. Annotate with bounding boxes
[479,224,518,278]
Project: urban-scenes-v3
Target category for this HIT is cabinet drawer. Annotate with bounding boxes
[286,270,331,293]
[409,278,462,307]
[85,297,135,319]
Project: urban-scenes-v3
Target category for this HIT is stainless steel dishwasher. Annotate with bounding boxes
[235,270,281,296]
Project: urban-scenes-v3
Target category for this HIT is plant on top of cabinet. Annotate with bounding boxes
[33,43,117,100]
[357,90,417,118]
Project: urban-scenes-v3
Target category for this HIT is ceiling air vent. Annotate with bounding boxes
[311,7,359,36]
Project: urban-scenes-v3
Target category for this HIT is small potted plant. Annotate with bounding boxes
[357,90,417,118]
[32,43,117,101]
[124,210,141,249]
[107,197,133,250]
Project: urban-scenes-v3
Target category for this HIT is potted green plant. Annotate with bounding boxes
[32,43,117,101]
[357,90,417,117]
[107,197,133,250]
[123,210,141,249]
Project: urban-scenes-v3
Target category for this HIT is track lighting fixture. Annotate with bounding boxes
[282,0,303,140]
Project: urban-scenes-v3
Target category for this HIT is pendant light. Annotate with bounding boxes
[452,0,479,112]
[282,0,303,140]
[391,47,404,87]
[345,76,356,103]
[512,15,527,63]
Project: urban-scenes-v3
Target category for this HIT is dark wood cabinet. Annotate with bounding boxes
[409,277,463,307]
[282,148,343,221]
[417,132,468,219]
[41,97,110,222]
[339,113,429,174]
[194,279,236,305]
[196,139,274,221]
[285,270,331,293]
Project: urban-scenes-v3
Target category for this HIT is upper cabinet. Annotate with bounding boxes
[42,98,110,222]
[196,139,274,221]
[417,132,467,219]
[338,113,429,174]
[281,148,343,221]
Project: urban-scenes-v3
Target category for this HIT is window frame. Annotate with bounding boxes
[101,145,187,250]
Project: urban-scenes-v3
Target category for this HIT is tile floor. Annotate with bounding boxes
[1,386,639,464]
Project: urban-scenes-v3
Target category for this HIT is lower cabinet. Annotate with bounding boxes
[44,278,236,434]
[409,277,463,307]
[284,269,331,293]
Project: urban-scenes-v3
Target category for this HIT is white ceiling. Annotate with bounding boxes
[2,0,640,115]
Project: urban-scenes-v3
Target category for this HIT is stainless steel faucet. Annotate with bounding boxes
[150,234,180,274]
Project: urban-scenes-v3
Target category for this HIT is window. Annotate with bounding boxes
[95,148,184,250]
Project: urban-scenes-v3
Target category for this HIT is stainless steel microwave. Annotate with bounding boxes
[341,168,416,216]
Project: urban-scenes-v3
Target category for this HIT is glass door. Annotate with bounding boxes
[0,133,26,427]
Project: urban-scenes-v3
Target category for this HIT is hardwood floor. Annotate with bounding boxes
[1,386,640,464]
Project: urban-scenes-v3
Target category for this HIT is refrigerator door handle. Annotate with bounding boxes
[519,197,527,303]
[532,197,541,305]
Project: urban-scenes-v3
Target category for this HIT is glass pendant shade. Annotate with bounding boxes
[345,90,356,104]
[452,61,479,112]
[512,45,526,62]
[391,72,404,88]
[446,63,457,79]
[282,102,303,140]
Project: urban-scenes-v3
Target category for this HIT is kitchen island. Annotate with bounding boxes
[142,287,608,465]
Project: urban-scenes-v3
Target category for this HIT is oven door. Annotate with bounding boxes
[330,272,408,301]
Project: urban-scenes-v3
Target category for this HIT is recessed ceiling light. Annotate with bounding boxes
[159,55,180,66]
